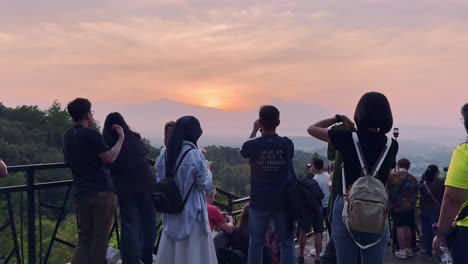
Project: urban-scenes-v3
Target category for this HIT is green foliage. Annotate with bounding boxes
[0,101,331,262]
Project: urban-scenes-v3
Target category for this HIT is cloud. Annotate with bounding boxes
[0,1,467,127]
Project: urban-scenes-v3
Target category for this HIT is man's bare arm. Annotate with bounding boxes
[99,125,125,164]
[0,160,8,178]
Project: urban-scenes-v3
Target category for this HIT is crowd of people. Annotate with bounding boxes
[1,93,467,264]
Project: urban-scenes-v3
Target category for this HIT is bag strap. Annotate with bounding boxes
[455,204,468,222]
[351,132,370,176]
[169,147,194,178]
[351,132,392,177]
[183,180,197,206]
[371,136,392,177]
[175,147,197,207]
[423,181,441,208]
[341,164,347,196]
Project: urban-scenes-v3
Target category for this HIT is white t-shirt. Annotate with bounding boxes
[314,172,331,208]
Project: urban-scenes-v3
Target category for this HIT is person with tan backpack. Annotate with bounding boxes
[307,92,398,264]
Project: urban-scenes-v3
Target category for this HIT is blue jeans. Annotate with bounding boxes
[420,208,439,257]
[247,208,297,264]
[332,196,390,264]
[119,192,157,264]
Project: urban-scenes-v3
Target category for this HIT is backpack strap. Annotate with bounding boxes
[370,136,392,177]
[423,181,441,208]
[174,147,197,207]
[455,204,468,222]
[351,132,370,176]
[341,164,347,196]
[352,133,392,177]
[169,147,194,178]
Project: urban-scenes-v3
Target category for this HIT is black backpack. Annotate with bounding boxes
[153,148,195,213]
[298,177,324,209]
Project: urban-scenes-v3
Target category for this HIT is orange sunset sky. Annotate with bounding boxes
[0,0,467,128]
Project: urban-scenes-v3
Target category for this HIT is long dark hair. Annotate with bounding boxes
[164,121,176,146]
[103,112,140,147]
[165,116,203,178]
[354,92,393,134]
[421,164,439,183]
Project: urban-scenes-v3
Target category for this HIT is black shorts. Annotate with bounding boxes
[299,208,324,233]
[392,210,415,228]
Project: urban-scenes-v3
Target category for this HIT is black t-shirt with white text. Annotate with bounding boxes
[240,134,294,211]
[63,124,115,197]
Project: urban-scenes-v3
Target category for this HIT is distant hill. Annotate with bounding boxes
[94,98,465,149]
[95,99,466,176]
[94,98,333,141]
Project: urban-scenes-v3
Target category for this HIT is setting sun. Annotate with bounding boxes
[203,96,223,109]
[177,86,239,110]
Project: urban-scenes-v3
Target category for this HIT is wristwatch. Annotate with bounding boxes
[335,114,343,123]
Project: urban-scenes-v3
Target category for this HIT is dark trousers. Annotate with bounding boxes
[451,226,468,264]
[420,209,439,257]
[323,207,331,234]
[72,192,117,264]
[119,192,157,264]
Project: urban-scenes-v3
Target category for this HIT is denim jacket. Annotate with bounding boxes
[155,141,215,240]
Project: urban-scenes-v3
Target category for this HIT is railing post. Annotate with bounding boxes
[227,196,233,214]
[27,169,36,264]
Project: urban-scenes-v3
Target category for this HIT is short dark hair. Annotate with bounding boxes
[67,98,91,122]
[354,92,393,134]
[397,158,411,170]
[259,105,280,130]
[313,158,324,171]
[462,103,468,131]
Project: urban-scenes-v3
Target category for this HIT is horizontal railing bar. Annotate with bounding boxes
[55,237,76,249]
[0,184,28,193]
[0,220,10,232]
[232,197,250,204]
[0,180,73,193]
[7,162,68,173]
[215,188,240,199]
[232,209,243,216]
[40,202,62,210]
[34,180,73,190]
[213,201,230,211]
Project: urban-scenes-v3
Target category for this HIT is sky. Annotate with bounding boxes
[1,0,468,128]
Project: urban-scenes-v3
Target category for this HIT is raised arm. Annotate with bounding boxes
[249,119,261,139]
[307,115,355,143]
[99,125,125,164]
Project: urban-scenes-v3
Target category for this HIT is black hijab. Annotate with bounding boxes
[165,116,203,178]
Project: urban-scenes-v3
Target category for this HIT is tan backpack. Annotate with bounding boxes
[342,132,392,249]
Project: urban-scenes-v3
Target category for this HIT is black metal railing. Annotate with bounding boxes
[0,162,250,264]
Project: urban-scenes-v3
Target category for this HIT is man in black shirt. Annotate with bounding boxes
[63,98,124,264]
[240,105,297,264]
